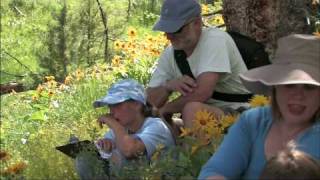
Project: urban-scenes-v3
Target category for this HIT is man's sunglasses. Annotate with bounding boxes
[171,19,196,34]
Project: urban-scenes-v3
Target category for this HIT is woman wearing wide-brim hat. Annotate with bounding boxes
[198,34,320,180]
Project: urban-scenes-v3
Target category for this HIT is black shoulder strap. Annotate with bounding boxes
[174,50,195,79]
[174,50,253,102]
[227,31,271,69]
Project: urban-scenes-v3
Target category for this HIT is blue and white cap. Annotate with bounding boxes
[93,79,146,108]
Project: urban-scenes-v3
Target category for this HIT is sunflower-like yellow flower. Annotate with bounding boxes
[193,109,215,131]
[36,84,44,93]
[146,35,154,43]
[193,109,218,142]
[32,95,39,102]
[111,55,122,67]
[64,75,73,85]
[47,80,57,88]
[201,4,209,14]
[48,90,55,97]
[179,127,192,138]
[203,117,222,140]
[45,75,55,82]
[127,27,137,38]
[249,95,270,108]
[214,15,224,25]
[114,40,122,50]
[220,114,238,130]
[75,69,85,81]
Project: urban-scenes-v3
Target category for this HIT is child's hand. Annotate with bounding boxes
[96,138,114,152]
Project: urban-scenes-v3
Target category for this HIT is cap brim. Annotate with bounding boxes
[93,96,128,108]
[153,19,185,33]
[240,63,320,95]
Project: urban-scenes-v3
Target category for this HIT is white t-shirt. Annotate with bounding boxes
[148,27,250,109]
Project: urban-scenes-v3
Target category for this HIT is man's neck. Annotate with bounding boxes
[184,30,202,57]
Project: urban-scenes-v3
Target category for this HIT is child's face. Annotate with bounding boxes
[108,100,141,127]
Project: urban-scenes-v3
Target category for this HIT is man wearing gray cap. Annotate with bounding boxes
[75,79,175,179]
[147,0,250,129]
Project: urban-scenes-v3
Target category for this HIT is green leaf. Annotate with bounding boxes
[29,110,46,121]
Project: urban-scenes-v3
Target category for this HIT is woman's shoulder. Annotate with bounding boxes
[238,106,273,128]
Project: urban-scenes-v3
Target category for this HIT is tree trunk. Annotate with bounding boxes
[59,0,68,78]
[87,0,93,65]
[96,0,109,63]
[222,0,316,58]
[127,0,131,21]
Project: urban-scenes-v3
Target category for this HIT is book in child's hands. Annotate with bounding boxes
[55,140,99,159]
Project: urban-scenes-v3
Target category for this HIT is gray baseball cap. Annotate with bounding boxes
[153,0,201,33]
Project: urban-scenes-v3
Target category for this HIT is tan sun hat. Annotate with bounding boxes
[240,34,320,95]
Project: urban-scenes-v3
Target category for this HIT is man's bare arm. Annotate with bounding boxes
[146,85,171,108]
[159,72,220,115]
[147,75,197,108]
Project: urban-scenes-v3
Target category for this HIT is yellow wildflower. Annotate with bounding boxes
[75,69,85,81]
[127,27,137,37]
[203,118,222,140]
[59,84,65,91]
[121,43,126,50]
[214,15,224,25]
[111,55,122,67]
[48,90,54,97]
[47,80,57,88]
[249,95,270,108]
[32,95,38,102]
[179,127,192,138]
[147,35,154,43]
[45,75,55,82]
[220,114,238,130]
[3,161,27,174]
[114,40,122,50]
[64,75,73,85]
[201,4,209,14]
[193,109,214,131]
[36,84,44,93]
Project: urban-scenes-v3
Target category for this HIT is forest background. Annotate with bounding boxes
[0,0,319,179]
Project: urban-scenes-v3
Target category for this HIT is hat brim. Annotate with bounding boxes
[93,96,129,108]
[153,18,186,33]
[240,63,320,95]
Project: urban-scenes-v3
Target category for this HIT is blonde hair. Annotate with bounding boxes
[260,142,320,179]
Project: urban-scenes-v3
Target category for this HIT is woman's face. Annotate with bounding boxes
[275,84,320,123]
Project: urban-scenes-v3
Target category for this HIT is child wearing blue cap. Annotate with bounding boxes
[75,79,175,179]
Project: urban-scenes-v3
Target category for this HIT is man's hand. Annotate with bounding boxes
[165,75,197,96]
